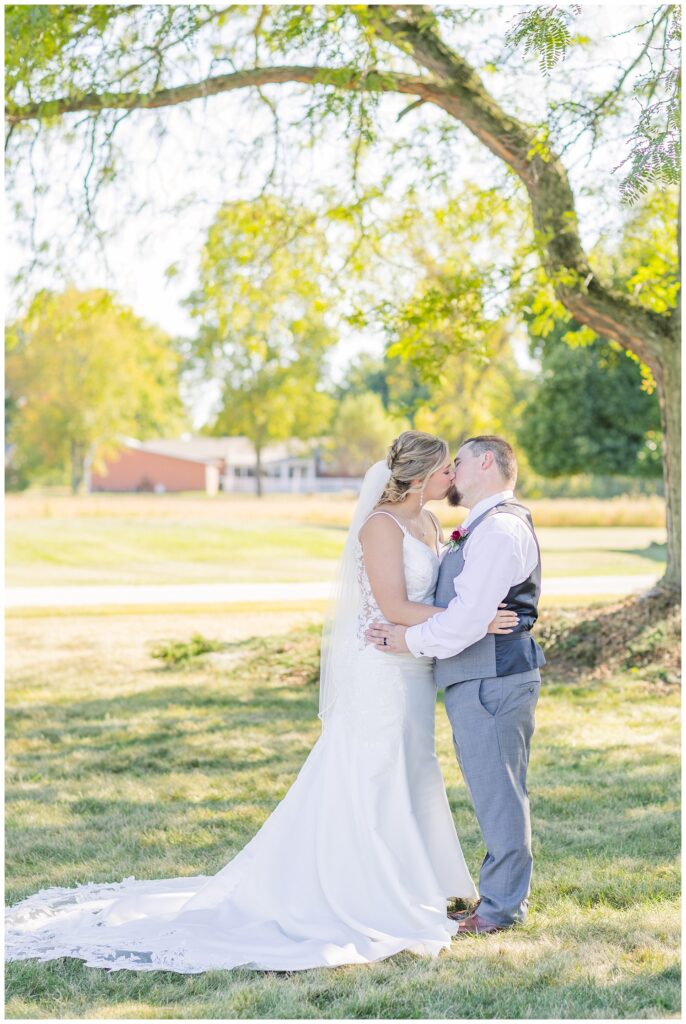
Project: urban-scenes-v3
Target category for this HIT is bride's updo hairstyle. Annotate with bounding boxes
[377,430,449,506]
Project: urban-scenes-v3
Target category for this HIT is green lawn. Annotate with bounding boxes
[5,606,680,1019]
[6,518,344,585]
[6,492,666,585]
[536,527,666,578]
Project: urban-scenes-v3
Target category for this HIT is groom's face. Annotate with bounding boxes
[447,444,478,507]
[425,459,455,501]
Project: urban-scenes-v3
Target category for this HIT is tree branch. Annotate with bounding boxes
[5,66,442,124]
[588,7,670,120]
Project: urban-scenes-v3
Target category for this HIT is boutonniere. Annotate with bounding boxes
[446,526,469,552]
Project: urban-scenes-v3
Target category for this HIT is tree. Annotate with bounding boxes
[187,196,336,495]
[5,5,680,590]
[324,392,407,477]
[336,351,431,421]
[6,288,187,492]
[338,334,532,459]
[412,326,532,449]
[517,324,662,480]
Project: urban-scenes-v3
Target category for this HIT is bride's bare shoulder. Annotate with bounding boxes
[358,505,404,543]
[372,502,401,515]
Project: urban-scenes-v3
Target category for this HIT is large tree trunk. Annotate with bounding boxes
[653,337,681,593]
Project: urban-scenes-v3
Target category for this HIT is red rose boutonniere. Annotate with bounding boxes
[446,526,470,552]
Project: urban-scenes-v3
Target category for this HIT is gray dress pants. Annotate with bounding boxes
[443,668,541,926]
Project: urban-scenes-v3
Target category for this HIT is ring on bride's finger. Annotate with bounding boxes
[383,637,388,646]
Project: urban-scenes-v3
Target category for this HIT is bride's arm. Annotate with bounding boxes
[359,515,519,632]
[367,595,513,631]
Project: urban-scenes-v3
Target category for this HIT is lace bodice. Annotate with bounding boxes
[356,512,440,643]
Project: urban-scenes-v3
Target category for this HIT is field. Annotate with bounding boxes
[5,601,680,1019]
[5,492,679,1018]
[6,493,666,586]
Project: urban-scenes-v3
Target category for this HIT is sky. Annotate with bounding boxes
[6,3,662,427]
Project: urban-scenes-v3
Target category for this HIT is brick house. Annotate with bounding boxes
[90,437,330,494]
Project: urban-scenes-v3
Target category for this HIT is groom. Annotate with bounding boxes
[367,435,545,935]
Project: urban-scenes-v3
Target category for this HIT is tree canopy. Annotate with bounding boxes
[4,4,680,588]
[324,391,407,477]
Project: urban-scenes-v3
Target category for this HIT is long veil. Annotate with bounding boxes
[318,459,391,723]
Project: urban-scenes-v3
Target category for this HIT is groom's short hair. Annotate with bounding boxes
[462,435,517,484]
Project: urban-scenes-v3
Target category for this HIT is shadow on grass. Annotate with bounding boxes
[6,684,319,794]
[7,721,679,903]
[618,541,667,563]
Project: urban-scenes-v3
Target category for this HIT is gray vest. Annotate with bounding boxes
[433,498,546,689]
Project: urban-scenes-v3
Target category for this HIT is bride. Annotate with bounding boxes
[6,431,516,973]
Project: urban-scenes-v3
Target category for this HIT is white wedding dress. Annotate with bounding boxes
[6,509,476,973]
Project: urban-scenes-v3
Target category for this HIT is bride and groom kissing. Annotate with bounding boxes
[7,432,545,973]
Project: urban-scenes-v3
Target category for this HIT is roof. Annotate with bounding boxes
[121,436,313,468]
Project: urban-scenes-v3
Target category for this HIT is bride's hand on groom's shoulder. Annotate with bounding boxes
[365,621,409,653]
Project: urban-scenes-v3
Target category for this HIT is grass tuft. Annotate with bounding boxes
[149,634,225,669]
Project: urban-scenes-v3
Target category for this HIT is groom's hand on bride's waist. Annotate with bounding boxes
[366,621,409,653]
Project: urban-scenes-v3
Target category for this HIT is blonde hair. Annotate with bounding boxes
[377,430,449,505]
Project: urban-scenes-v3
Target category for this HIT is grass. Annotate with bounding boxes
[5,603,680,1019]
[6,493,666,586]
[6,520,343,585]
[6,491,668,528]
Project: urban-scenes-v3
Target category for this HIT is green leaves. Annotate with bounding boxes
[324,392,407,476]
[505,5,582,77]
[590,186,679,317]
[517,327,663,479]
[150,634,224,669]
[617,7,681,205]
[561,324,598,348]
[5,287,187,490]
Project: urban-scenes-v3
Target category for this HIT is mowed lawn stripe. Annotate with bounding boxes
[6,519,345,585]
[7,517,666,586]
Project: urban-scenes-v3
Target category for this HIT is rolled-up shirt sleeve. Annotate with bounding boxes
[405,518,531,660]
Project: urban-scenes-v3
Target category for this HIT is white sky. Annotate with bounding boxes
[6,3,662,426]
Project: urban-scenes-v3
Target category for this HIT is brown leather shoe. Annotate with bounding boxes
[455,912,513,935]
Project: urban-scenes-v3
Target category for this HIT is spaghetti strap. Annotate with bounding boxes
[426,510,441,541]
[426,510,441,556]
[360,510,407,534]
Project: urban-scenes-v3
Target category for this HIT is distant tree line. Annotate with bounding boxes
[6,287,661,498]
